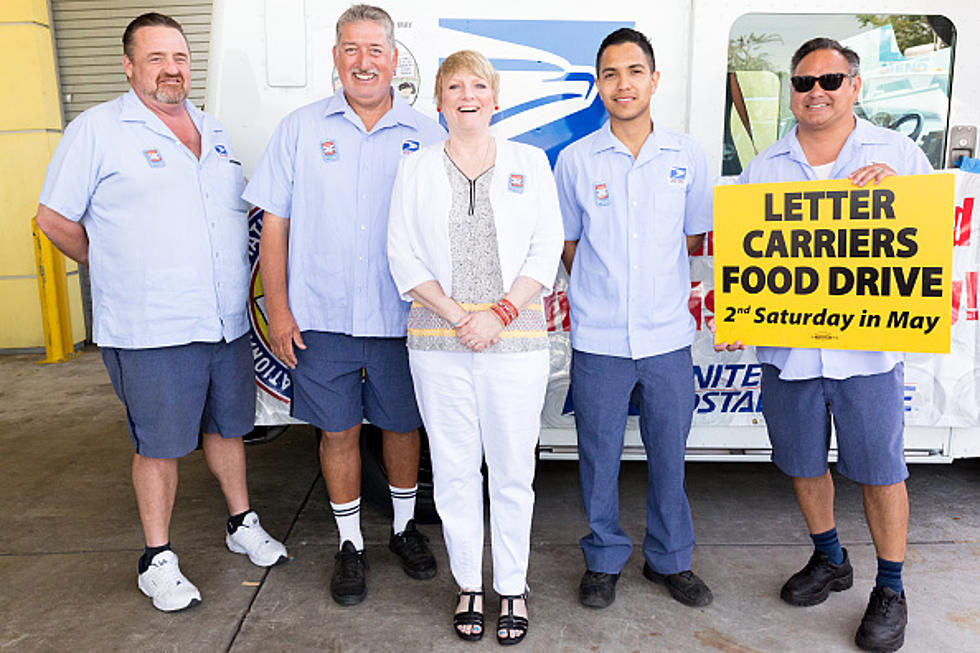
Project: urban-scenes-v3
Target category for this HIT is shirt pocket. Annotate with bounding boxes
[211,160,249,212]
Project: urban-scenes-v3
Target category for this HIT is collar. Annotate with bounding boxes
[119,88,210,140]
[767,116,888,165]
[591,120,682,163]
[323,88,421,132]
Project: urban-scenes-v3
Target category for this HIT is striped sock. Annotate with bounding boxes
[810,527,844,565]
[390,484,417,535]
[875,557,904,594]
[330,497,363,551]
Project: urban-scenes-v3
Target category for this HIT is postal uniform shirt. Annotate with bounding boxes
[243,92,445,337]
[555,122,713,359]
[38,89,250,349]
[738,117,934,380]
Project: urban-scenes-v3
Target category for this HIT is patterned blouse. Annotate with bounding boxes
[406,151,548,353]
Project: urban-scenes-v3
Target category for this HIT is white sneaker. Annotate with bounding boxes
[226,511,288,567]
[137,550,202,612]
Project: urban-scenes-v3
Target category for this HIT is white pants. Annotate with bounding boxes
[409,348,549,595]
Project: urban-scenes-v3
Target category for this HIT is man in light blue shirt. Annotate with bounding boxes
[738,38,933,653]
[243,4,445,605]
[555,28,713,610]
[36,13,287,613]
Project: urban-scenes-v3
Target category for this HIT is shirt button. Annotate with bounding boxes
[359,257,364,262]
[632,201,638,207]
[632,233,638,238]
[632,265,638,270]
[360,225,366,231]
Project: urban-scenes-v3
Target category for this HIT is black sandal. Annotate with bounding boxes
[453,589,484,642]
[496,593,528,646]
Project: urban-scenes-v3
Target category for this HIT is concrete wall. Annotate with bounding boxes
[0,0,85,350]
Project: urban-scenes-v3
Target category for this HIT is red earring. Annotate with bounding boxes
[437,107,441,112]
[495,105,499,110]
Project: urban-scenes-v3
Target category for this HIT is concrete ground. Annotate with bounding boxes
[1,346,978,653]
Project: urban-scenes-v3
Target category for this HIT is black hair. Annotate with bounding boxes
[596,27,655,73]
[790,37,860,76]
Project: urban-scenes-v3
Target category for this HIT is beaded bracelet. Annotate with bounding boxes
[498,298,519,322]
[490,303,513,326]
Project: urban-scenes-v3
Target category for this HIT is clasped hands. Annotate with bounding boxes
[454,310,504,352]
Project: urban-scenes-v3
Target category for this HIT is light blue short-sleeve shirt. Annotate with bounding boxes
[738,117,934,380]
[38,89,251,349]
[555,122,713,359]
[243,92,445,337]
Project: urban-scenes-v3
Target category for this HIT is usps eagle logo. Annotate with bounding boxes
[508,173,525,193]
[669,166,688,185]
[401,139,420,155]
[214,144,229,158]
[437,19,631,167]
[320,140,338,162]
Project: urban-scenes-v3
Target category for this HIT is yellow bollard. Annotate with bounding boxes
[32,217,77,364]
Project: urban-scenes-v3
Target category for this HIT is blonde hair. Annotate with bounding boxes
[434,50,500,109]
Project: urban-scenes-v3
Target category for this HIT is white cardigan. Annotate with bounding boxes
[387,139,564,301]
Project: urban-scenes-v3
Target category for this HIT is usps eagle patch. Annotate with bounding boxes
[143,149,165,168]
[401,139,420,155]
[508,173,525,193]
[668,166,687,185]
[594,182,610,206]
[214,144,229,158]
[320,140,338,162]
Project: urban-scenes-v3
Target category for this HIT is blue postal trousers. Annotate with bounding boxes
[572,346,696,575]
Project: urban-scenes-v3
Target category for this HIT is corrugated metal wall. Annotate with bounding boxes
[51,1,214,123]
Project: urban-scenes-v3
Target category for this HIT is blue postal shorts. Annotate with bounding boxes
[760,363,908,486]
[101,335,255,459]
[290,331,422,434]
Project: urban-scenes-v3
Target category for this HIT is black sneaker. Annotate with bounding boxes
[389,520,437,580]
[642,563,713,607]
[579,570,619,608]
[331,540,367,606]
[781,548,853,606]
[855,587,907,652]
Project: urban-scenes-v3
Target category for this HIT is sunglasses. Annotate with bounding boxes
[790,73,853,93]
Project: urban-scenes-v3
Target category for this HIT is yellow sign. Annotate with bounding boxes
[713,174,954,353]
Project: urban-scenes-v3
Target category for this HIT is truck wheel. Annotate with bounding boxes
[359,424,440,525]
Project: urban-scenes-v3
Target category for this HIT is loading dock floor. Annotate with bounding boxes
[1,347,977,652]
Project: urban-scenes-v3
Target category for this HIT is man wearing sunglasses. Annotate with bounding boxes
[736,38,933,652]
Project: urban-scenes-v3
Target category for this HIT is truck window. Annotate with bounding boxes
[723,14,956,174]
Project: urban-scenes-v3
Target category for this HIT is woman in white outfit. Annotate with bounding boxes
[387,50,563,645]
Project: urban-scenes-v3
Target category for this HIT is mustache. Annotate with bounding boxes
[351,68,379,76]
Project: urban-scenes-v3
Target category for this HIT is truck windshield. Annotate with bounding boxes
[724,14,956,174]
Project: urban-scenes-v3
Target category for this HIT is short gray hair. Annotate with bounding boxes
[336,4,395,51]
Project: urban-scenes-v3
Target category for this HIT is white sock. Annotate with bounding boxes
[330,497,363,551]
[390,484,417,535]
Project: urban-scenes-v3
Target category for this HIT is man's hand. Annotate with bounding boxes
[848,162,897,187]
[268,311,305,368]
[455,310,503,351]
[708,318,745,352]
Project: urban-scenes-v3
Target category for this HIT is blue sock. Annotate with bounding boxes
[810,527,844,565]
[875,558,904,594]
